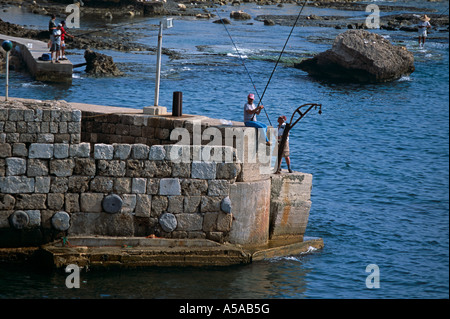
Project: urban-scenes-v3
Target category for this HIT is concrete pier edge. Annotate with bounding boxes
[0,236,324,268]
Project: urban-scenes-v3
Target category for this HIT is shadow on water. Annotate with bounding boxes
[0,256,319,299]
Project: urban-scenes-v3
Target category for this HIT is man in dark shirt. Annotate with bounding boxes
[48,14,56,32]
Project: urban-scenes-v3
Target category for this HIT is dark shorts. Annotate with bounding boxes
[50,43,60,52]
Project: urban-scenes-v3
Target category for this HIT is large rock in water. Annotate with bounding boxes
[295,30,415,83]
[84,49,123,77]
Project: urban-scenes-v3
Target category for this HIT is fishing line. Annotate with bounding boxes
[257,0,308,111]
[214,8,272,125]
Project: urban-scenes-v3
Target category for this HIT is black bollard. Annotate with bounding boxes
[172,91,182,116]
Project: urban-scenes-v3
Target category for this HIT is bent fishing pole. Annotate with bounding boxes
[257,0,308,112]
[276,103,322,174]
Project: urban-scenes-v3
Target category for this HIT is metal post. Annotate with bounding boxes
[5,51,9,101]
[172,91,182,116]
[2,40,13,102]
[154,21,163,107]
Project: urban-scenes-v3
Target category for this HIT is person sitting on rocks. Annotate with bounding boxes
[244,93,270,146]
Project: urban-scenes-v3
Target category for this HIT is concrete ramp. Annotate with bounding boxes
[0,33,72,83]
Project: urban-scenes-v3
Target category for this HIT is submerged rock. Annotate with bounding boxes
[295,30,415,83]
[84,49,124,77]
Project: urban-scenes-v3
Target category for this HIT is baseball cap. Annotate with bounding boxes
[248,93,255,100]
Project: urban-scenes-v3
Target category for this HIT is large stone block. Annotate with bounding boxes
[29,143,53,159]
[130,144,149,159]
[176,213,203,231]
[69,212,134,236]
[94,144,114,160]
[270,172,312,202]
[0,143,12,158]
[207,180,230,196]
[35,177,51,193]
[135,194,152,217]
[228,179,271,245]
[49,159,75,177]
[97,160,126,177]
[113,144,131,160]
[5,157,26,176]
[159,178,181,196]
[80,193,104,213]
[27,159,48,176]
[269,172,313,240]
[54,143,69,159]
[15,194,46,210]
[191,161,216,180]
[0,194,15,210]
[149,145,165,161]
[0,176,35,193]
[69,143,90,158]
[74,158,96,176]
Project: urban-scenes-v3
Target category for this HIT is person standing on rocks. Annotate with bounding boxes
[244,93,271,146]
[418,15,431,48]
[60,21,74,60]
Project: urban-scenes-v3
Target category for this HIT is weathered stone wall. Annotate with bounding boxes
[0,107,240,247]
[1,103,313,248]
[81,111,182,146]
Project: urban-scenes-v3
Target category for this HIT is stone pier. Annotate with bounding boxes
[0,34,72,83]
[0,97,322,267]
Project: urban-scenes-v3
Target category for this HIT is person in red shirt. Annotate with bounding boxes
[60,21,74,60]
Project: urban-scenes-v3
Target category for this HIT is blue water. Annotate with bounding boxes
[0,2,448,299]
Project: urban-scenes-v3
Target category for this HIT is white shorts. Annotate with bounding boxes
[419,29,427,37]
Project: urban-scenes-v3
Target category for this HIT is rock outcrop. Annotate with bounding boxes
[230,11,252,20]
[295,30,415,83]
[84,49,123,77]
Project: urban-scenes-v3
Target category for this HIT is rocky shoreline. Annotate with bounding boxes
[1,1,448,55]
[1,0,448,74]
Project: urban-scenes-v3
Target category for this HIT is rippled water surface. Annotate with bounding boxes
[0,2,449,299]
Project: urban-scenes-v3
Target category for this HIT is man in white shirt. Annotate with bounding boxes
[418,15,431,47]
[50,24,62,63]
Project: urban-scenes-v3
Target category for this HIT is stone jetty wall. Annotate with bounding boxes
[0,101,313,248]
[0,107,239,247]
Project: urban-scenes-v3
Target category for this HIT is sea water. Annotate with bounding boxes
[0,2,448,299]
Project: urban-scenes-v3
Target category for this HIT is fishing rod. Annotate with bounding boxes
[214,8,272,126]
[276,103,322,174]
[257,0,308,111]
